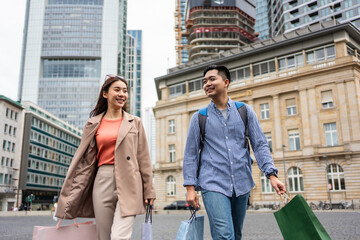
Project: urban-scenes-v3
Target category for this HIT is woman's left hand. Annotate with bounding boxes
[145,198,155,206]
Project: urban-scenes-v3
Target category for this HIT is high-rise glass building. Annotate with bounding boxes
[255,0,270,40]
[126,30,142,117]
[18,0,127,129]
[267,0,360,38]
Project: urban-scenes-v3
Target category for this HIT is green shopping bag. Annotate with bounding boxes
[274,194,331,240]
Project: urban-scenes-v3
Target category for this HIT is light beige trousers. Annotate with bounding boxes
[92,165,135,240]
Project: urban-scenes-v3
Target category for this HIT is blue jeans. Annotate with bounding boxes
[201,189,250,240]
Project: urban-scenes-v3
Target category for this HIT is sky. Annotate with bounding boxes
[0,0,175,113]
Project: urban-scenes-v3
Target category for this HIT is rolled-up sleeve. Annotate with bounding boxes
[246,105,278,177]
[183,112,201,186]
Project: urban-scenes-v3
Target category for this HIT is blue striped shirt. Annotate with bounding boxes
[183,98,278,197]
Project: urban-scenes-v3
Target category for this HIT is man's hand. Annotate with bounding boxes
[270,176,286,195]
[186,186,199,209]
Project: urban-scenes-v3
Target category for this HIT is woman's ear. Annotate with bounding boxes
[102,91,107,99]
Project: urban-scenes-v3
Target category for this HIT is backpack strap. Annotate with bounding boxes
[197,107,207,179]
[234,102,249,150]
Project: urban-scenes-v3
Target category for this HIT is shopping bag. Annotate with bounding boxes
[141,203,153,240]
[175,209,204,240]
[274,194,331,240]
[32,219,97,240]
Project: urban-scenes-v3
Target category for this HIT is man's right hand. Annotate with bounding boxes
[186,186,199,209]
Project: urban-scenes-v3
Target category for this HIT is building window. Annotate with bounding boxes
[253,60,276,77]
[278,53,303,71]
[324,123,338,146]
[167,176,176,196]
[6,108,9,118]
[11,143,15,152]
[260,103,270,120]
[13,127,16,136]
[169,83,186,98]
[327,164,345,191]
[264,132,273,152]
[169,120,175,134]
[261,173,274,193]
[321,90,334,109]
[288,130,300,151]
[4,124,8,134]
[0,173,3,184]
[230,66,251,82]
[169,145,176,163]
[306,45,335,64]
[286,98,297,116]
[288,167,304,192]
[1,157,4,165]
[14,112,18,121]
[188,79,202,92]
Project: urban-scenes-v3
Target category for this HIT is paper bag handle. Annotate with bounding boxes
[56,219,79,229]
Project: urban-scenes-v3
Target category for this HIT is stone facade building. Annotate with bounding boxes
[153,21,360,210]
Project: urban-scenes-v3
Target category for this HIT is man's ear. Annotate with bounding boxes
[224,79,230,88]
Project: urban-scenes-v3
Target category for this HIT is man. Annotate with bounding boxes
[183,65,286,240]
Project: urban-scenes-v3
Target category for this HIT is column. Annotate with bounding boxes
[307,88,320,145]
[346,81,360,141]
[299,89,312,155]
[273,94,283,158]
[336,82,350,143]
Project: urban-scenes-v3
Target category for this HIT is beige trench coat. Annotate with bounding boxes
[55,111,156,219]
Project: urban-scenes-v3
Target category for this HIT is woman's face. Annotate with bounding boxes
[103,80,128,110]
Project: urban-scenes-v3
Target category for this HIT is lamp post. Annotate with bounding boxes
[282,145,288,194]
[323,155,332,209]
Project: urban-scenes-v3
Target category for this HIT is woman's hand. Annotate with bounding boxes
[145,198,155,206]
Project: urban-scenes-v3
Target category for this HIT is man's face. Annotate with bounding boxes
[203,69,229,98]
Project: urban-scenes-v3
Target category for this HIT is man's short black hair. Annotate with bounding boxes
[203,65,231,83]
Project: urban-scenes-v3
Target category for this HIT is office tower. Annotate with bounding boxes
[125,30,142,117]
[0,96,24,211]
[19,101,81,209]
[268,0,360,38]
[175,0,188,65]
[255,0,270,40]
[184,0,257,62]
[18,0,127,129]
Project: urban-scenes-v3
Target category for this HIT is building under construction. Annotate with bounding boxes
[182,0,258,62]
[175,0,188,65]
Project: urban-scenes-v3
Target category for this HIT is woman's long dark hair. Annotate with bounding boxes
[90,75,128,117]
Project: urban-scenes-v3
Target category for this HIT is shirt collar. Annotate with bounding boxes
[210,97,232,112]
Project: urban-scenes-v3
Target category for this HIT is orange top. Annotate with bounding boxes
[95,117,123,167]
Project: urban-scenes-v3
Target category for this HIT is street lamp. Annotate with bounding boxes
[323,155,332,209]
[282,145,288,195]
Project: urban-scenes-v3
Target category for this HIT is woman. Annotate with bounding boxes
[55,75,156,240]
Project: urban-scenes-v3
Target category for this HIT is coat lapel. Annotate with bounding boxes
[82,112,104,141]
[115,111,134,150]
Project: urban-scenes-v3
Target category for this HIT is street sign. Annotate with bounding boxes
[328,183,332,190]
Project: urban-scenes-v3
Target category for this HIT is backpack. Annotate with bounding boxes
[197,102,250,178]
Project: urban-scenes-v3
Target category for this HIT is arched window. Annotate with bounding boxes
[327,164,345,191]
[261,173,274,193]
[288,167,304,192]
[167,176,176,196]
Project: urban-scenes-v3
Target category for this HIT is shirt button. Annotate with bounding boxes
[226,136,228,139]
[232,175,234,178]
[228,149,231,151]
[231,162,233,164]
[224,123,226,126]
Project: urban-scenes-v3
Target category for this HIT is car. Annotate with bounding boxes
[163,200,200,210]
